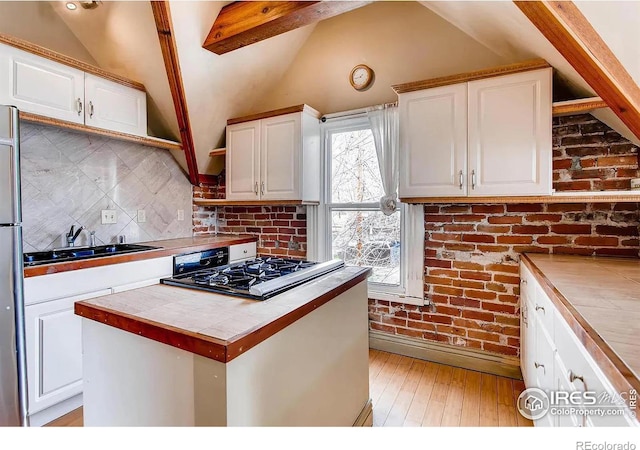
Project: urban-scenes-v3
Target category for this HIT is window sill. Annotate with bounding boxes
[367,288,425,306]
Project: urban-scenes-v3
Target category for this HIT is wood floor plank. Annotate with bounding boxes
[459,370,482,426]
[441,367,467,426]
[383,359,426,426]
[402,361,439,426]
[369,349,389,384]
[373,355,413,426]
[479,373,500,426]
[44,408,83,427]
[370,352,402,404]
[421,364,453,427]
[513,378,534,427]
[497,377,517,427]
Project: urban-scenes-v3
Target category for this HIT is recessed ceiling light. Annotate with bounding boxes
[65,2,77,10]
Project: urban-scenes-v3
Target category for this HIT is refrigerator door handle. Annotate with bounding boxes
[0,106,21,225]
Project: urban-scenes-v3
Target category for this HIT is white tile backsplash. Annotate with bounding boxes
[20,123,193,251]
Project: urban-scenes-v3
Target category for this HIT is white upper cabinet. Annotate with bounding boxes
[398,67,552,199]
[0,43,147,137]
[0,45,84,124]
[226,121,260,200]
[226,107,320,202]
[399,83,468,197]
[468,69,552,196]
[85,74,147,136]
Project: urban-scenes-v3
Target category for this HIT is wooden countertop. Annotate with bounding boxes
[75,266,370,363]
[522,254,640,413]
[23,234,257,277]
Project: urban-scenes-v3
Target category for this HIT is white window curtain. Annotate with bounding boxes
[366,103,399,215]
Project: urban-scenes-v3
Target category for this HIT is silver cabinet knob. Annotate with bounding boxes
[76,98,83,116]
[568,370,585,384]
[535,305,545,313]
[459,170,463,189]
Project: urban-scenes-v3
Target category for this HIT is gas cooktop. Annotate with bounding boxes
[160,253,345,300]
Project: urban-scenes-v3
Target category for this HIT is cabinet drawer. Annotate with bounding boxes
[230,242,257,262]
[534,318,555,392]
[520,264,536,303]
[533,283,554,341]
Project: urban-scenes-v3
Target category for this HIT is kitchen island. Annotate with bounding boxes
[75,266,372,426]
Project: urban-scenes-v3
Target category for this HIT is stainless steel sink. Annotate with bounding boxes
[23,243,160,266]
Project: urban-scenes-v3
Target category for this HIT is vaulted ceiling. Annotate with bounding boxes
[0,1,638,179]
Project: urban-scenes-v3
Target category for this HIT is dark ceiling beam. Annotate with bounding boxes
[203,1,372,55]
[515,1,640,140]
[150,0,199,186]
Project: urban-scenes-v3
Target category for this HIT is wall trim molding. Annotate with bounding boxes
[352,399,373,427]
[369,330,522,380]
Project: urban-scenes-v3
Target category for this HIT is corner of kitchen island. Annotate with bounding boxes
[75,266,372,426]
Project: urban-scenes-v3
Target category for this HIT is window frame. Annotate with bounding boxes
[311,113,425,306]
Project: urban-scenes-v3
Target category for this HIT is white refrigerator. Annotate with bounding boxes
[0,105,27,426]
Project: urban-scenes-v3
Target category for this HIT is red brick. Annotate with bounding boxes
[512,225,549,234]
[554,181,592,191]
[595,225,638,236]
[462,234,495,243]
[433,286,464,296]
[454,214,487,222]
[466,289,497,300]
[485,263,519,274]
[462,310,495,322]
[429,269,459,277]
[435,305,462,316]
[497,235,533,244]
[421,314,453,325]
[436,325,467,337]
[460,270,492,281]
[536,236,570,245]
[370,322,395,333]
[425,276,452,286]
[551,224,592,234]
[574,236,619,247]
[495,315,520,326]
[476,245,510,253]
[482,302,516,314]
[477,224,511,233]
[430,232,461,242]
[598,155,638,166]
[488,216,522,224]
[450,297,481,309]
[425,214,454,223]
[486,282,508,293]
[452,318,484,330]
[442,205,471,213]
[425,258,452,268]
[382,316,408,327]
[506,204,543,212]
[453,261,484,270]
[493,274,520,285]
[472,205,505,214]
[553,247,595,256]
[443,224,476,232]
[595,248,639,257]
[444,242,476,251]
[467,330,501,342]
[452,279,484,290]
[483,343,518,356]
[498,294,519,304]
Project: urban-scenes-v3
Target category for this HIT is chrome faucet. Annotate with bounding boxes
[66,225,86,247]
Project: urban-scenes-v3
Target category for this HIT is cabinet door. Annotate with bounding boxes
[226,121,260,200]
[468,68,552,196]
[84,74,147,136]
[398,84,468,198]
[0,44,84,124]
[25,289,110,414]
[260,113,301,201]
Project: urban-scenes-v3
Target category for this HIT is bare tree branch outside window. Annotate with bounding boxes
[330,129,400,285]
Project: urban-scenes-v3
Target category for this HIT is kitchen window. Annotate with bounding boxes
[308,113,425,306]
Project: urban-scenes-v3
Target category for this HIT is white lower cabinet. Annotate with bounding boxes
[25,289,110,418]
[23,256,173,426]
[520,261,639,427]
[229,242,257,263]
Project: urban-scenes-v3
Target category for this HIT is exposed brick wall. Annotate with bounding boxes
[553,114,639,191]
[368,202,640,356]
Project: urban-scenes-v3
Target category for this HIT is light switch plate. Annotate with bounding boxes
[101,209,117,224]
[137,210,146,223]
[177,209,185,221]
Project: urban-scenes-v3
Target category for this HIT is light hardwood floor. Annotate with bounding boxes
[45,349,532,427]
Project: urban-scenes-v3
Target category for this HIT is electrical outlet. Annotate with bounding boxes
[275,240,280,248]
[137,210,146,223]
[101,209,117,224]
[177,209,185,221]
[287,237,299,250]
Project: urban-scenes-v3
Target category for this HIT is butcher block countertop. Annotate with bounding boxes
[24,234,257,277]
[521,254,640,401]
[75,266,370,363]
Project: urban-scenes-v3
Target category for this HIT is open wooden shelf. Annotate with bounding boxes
[209,147,226,157]
[194,199,319,207]
[20,112,182,152]
[400,191,640,204]
[552,97,608,116]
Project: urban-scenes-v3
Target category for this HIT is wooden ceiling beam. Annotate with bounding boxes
[515,1,640,140]
[150,0,199,186]
[203,1,372,55]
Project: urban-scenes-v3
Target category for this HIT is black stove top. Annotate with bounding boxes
[161,255,342,300]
